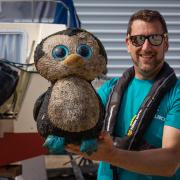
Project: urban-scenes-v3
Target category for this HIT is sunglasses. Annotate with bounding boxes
[129,34,167,47]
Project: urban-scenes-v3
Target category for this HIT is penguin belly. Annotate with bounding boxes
[48,77,100,133]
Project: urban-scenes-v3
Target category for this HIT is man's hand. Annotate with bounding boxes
[66,131,115,162]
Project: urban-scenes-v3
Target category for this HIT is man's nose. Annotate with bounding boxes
[141,39,152,50]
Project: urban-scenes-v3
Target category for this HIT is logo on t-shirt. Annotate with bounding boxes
[154,108,166,122]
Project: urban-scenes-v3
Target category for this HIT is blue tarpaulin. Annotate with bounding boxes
[54,0,81,28]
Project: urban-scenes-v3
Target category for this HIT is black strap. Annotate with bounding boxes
[127,62,177,150]
[104,62,177,150]
[103,66,134,135]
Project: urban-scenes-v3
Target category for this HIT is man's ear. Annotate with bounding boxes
[164,37,169,52]
[125,37,131,53]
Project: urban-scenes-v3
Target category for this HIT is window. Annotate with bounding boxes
[0,30,27,63]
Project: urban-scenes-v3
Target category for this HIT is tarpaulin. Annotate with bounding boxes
[53,0,81,28]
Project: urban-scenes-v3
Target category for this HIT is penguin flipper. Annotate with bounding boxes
[80,139,98,155]
[43,135,65,154]
[33,91,47,121]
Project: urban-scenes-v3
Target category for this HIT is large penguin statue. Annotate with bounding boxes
[33,28,107,154]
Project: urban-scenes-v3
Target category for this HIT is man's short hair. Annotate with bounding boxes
[127,9,168,35]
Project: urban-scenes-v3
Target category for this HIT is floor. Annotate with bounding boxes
[48,173,96,180]
[0,155,98,180]
[46,155,98,180]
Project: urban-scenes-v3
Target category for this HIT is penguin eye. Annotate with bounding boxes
[52,45,69,60]
[76,44,92,60]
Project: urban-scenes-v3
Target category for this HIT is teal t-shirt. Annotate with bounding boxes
[97,77,180,180]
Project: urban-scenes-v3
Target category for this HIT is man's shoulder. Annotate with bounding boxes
[100,77,119,89]
[170,78,180,94]
[175,78,180,87]
[97,77,119,105]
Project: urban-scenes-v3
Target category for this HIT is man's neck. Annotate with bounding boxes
[135,63,164,80]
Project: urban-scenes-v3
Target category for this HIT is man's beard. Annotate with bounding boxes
[132,55,165,79]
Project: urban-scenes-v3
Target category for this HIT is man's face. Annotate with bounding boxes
[126,20,169,79]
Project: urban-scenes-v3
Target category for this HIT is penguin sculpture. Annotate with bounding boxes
[33,28,107,154]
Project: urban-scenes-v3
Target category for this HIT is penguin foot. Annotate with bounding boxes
[43,135,65,154]
[80,139,98,155]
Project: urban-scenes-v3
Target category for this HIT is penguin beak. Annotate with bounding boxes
[63,54,84,67]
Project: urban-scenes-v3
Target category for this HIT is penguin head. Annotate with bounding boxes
[34,28,107,82]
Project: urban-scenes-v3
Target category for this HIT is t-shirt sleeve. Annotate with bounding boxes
[165,80,180,129]
[97,78,118,107]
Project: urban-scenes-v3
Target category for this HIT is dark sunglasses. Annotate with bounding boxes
[129,34,167,47]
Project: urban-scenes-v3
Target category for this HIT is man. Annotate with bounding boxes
[66,9,180,179]
[46,9,180,179]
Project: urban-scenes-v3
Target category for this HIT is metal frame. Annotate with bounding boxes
[0,0,70,27]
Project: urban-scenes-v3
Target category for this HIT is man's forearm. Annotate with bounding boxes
[66,129,180,177]
[107,147,179,176]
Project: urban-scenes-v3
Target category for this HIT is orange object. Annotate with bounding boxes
[0,133,48,166]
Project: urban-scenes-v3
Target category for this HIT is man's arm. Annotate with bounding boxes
[66,125,180,176]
